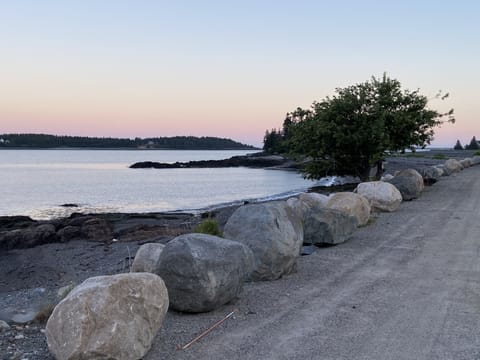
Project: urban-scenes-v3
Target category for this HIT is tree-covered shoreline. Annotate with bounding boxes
[0,134,258,150]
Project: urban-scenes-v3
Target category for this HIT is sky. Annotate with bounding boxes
[0,1,478,148]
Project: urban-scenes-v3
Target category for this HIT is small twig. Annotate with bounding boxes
[177,309,238,350]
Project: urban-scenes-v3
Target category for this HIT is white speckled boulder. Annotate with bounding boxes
[460,158,472,168]
[355,181,402,212]
[443,158,463,175]
[326,192,371,226]
[46,273,168,360]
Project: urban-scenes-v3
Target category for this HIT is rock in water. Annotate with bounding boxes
[131,243,165,273]
[46,273,168,360]
[355,181,402,212]
[224,201,303,281]
[387,168,424,201]
[326,192,371,226]
[156,233,254,313]
[472,156,480,165]
[303,208,357,245]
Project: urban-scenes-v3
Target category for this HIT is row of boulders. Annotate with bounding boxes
[44,155,480,359]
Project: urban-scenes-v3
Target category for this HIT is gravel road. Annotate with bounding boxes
[147,165,480,360]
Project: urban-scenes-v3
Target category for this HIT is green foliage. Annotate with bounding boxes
[465,136,479,150]
[475,150,480,156]
[194,219,222,237]
[0,134,257,150]
[433,153,446,160]
[285,74,454,180]
[453,139,464,150]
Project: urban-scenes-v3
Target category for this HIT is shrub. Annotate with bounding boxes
[194,219,222,237]
[433,153,446,160]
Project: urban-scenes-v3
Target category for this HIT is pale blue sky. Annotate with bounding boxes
[1,1,478,147]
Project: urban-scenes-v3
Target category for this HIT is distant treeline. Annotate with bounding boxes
[0,134,257,150]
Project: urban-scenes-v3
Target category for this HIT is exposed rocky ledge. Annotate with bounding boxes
[129,153,297,169]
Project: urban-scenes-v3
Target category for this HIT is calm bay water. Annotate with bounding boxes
[0,149,319,219]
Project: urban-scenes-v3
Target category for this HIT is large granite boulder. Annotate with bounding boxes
[460,158,472,168]
[303,208,357,245]
[298,193,329,209]
[131,243,165,273]
[157,233,254,312]
[326,192,371,226]
[387,169,424,201]
[286,192,328,220]
[46,273,168,360]
[224,201,303,281]
[418,166,442,185]
[472,156,480,165]
[443,159,463,175]
[355,181,402,212]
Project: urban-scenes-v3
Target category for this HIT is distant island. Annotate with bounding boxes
[0,134,258,150]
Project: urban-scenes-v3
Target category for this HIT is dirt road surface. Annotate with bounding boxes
[148,165,480,360]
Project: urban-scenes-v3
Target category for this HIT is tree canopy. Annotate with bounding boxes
[0,134,257,150]
[265,74,454,180]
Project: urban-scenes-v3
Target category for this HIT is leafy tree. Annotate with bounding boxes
[453,139,464,150]
[465,136,479,150]
[289,74,454,180]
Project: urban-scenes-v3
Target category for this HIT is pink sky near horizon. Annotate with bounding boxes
[1,1,479,148]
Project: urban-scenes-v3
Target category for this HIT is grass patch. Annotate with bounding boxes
[34,303,56,323]
[433,153,446,160]
[359,217,376,228]
[404,153,426,158]
[194,218,222,237]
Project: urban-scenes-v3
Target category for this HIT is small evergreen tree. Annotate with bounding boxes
[465,136,479,150]
[453,139,464,150]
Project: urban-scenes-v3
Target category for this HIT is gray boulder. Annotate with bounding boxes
[157,233,254,312]
[131,243,165,273]
[418,166,442,185]
[443,158,463,175]
[303,208,357,245]
[460,158,472,168]
[326,192,371,226]
[387,169,424,201]
[355,181,402,212]
[224,201,303,281]
[46,273,168,360]
[298,192,329,209]
[286,192,328,220]
[472,156,480,165]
